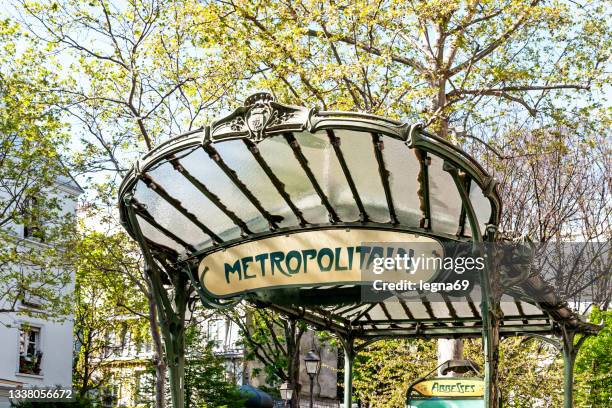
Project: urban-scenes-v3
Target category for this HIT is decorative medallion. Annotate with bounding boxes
[210,92,312,142]
[245,94,274,142]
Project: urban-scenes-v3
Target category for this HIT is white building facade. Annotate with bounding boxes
[100,313,245,407]
[0,176,82,407]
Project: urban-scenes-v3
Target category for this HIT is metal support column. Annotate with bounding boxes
[562,344,575,408]
[480,234,502,408]
[561,324,588,408]
[124,196,188,408]
[340,335,355,408]
[446,163,501,407]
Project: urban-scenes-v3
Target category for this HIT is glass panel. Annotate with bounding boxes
[383,301,410,320]
[366,304,386,320]
[257,135,328,223]
[27,332,36,356]
[469,182,492,234]
[214,139,298,228]
[518,301,542,315]
[135,215,191,254]
[401,302,429,319]
[335,130,390,222]
[430,301,452,319]
[147,161,241,241]
[19,327,39,359]
[19,331,26,354]
[178,147,271,233]
[500,302,521,317]
[133,181,210,247]
[383,137,421,227]
[295,131,360,221]
[450,301,476,318]
[428,156,462,236]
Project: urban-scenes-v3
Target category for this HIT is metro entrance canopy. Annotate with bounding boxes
[118,93,599,408]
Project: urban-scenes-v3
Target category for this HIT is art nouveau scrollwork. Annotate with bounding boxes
[211,92,312,142]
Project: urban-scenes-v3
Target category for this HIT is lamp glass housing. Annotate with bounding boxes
[304,350,321,375]
[280,382,293,400]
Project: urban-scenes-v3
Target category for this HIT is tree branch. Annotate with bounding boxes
[449,1,540,76]
[306,29,429,74]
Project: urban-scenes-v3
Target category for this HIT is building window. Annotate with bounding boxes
[19,325,43,375]
[102,382,119,408]
[22,196,44,241]
[135,371,154,405]
[136,338,153,356]
[207,319,222,346]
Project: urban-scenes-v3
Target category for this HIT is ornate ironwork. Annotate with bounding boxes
[117,92,599,408]
[211,92,312,142]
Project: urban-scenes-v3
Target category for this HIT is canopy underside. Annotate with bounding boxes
[252,282,598,338]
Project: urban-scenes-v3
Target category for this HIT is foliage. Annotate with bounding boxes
[72,228,247,408]
[18,0,240,174]
[196,0,609,137]
[494,338,563,407]
[352,337,567,408]
[228,306,307,405]
[575,308,612,407]
[352,339,437,407]
[183,324,247,408]
[0,17,77,322]
[72,228,150,395]
[12,3,237,405]
[477,125,611,306]
[353,322,612,408]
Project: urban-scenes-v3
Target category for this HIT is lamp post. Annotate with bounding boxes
[280,382,293,407]
[304,349,321,408]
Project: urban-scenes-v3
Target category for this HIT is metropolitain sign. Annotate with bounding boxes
[198,228,444,298]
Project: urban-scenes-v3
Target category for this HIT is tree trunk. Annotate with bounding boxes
[287,319,301,407]
[79,338,91,396]
[80,362,89,396]
[437,339,464,376]
[435,78,450,139]
[433,72,460,377]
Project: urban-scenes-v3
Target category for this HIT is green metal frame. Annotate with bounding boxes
[118,93,598,408]
[123,194,189,408]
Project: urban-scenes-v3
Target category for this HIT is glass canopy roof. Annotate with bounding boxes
[128,130,492,255]
[118,93,597,338]
[120,97,497,256]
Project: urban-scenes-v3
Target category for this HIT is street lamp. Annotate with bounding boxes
[280,382,293,407]
[304,349,321,408]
